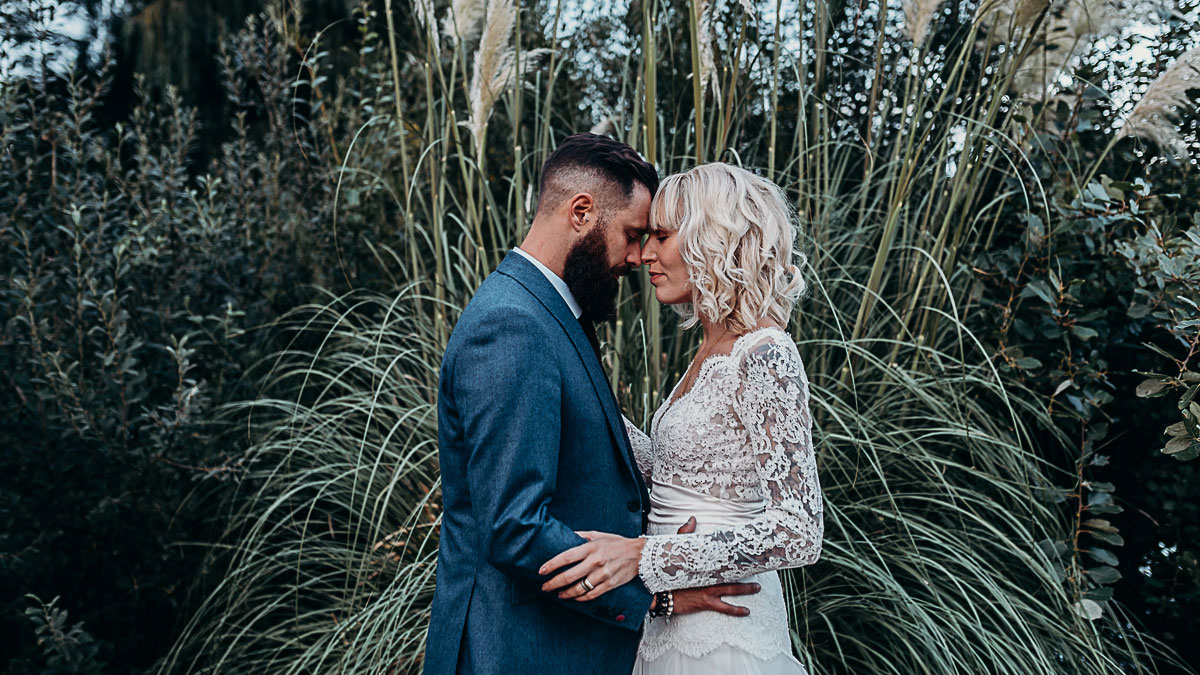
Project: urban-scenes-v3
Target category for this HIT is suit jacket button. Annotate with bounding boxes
[627,499,640,512]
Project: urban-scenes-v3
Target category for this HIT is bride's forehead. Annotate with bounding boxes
[647,203,681,233]
[649,189,688,231]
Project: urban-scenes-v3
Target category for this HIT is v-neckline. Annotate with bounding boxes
[656,326,783,422]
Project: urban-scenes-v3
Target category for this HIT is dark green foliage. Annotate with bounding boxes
[21,595,103,674]
[0,10,405,670]
[970,98,1200,667]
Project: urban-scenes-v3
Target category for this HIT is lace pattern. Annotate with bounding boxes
[637,554,792,661]
[635,328,824,593]
[623,415,653,484]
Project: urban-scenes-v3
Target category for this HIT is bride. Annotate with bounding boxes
[539,162,824,674]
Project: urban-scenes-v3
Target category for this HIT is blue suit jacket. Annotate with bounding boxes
[424,251,654,675]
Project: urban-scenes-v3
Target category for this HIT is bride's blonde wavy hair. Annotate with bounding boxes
[650,163,808,333]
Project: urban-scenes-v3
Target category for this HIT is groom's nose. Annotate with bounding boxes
[625,244,643,268]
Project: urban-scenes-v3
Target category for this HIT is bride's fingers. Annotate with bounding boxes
[572,566,629,602]
[557,562,613,599]
[541,557,600,593]
[573,579,615,602]
[572,563,641,602]
[538,542,594,577]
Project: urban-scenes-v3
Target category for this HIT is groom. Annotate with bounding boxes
[424,134,756,674]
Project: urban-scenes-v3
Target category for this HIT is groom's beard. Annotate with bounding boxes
[563,222,628,323]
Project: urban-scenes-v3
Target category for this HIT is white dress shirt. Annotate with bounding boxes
[513,247,582,320]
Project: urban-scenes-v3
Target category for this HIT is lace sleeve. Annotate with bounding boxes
[622,415,653,483]
[638,337,823,592]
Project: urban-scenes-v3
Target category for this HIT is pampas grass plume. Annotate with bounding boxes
[980,0,1124,98]
[903,0,944,46]
[975,0,1050,39]
[464,0,549,157]
[1119,46,1200,157]
[415,0,439,42]
[697,0,719,97]
[443,0,486,46]
[590,116,618,137]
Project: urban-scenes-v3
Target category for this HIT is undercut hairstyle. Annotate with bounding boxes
[650,162,808,334]
[536,133,659,217]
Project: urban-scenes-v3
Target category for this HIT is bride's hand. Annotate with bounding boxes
[538,517,698,602]
[539,532,645,601]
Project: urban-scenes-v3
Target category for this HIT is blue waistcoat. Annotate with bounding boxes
[423,251,653,675]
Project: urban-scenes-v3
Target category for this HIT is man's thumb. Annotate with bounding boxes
[676,516,697,534]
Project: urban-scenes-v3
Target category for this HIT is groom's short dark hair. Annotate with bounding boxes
[536,133,659,216]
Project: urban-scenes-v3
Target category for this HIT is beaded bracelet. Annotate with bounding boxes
[649,590,674,619]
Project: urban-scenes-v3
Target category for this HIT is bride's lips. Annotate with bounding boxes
[648,271,665,284]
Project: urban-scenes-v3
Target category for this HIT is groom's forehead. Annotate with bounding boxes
[617,184,652,220]
[617,212,650,236]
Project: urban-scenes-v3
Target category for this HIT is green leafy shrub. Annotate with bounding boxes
[0,8,404,670]
[22,595,102,674]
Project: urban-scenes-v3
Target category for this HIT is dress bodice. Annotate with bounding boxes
[626,327,824,594]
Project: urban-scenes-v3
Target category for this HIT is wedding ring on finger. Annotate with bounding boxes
[579,577,595,592]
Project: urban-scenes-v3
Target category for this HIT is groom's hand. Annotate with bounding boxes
[673,583,760,617]
[666,516,757,618]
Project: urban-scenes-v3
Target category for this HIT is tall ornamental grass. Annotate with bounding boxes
[163,0,1194,672]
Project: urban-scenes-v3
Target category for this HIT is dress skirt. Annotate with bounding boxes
[633,643,807,675]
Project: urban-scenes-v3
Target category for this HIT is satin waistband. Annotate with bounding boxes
[647,479,766,530]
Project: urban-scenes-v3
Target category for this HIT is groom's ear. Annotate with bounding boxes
[569,193,595,233]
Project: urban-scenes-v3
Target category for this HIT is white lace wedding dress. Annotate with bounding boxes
[625,327,823,675]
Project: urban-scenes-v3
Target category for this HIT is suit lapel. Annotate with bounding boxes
[496,252,644,491]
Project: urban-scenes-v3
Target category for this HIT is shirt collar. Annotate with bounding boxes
[512,247,583,320]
